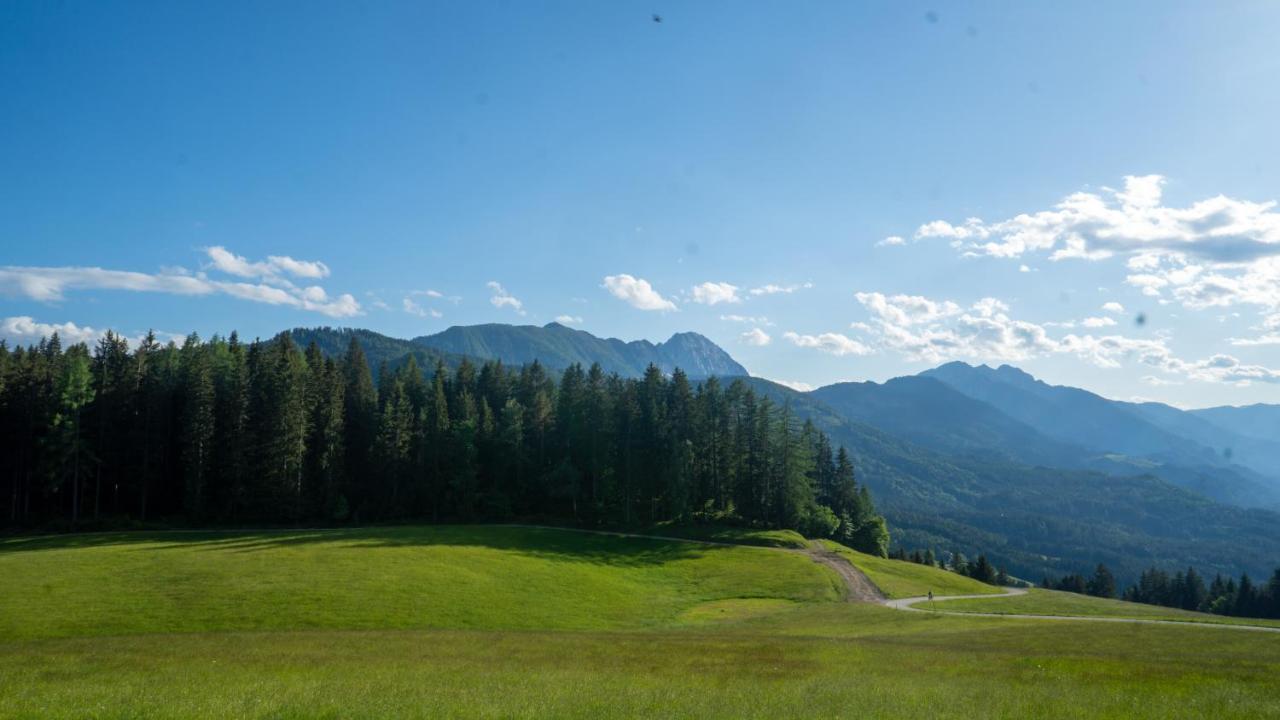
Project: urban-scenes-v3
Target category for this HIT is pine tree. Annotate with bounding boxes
[178,334,215,517]
[1086,563,1116,598]
[52,345,94,525]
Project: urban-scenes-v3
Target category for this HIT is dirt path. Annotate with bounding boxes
[804,542,887,603]
[888,587,1280,634]
[89,523,1277,633]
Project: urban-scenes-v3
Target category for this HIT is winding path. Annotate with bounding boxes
[886,586,1280,634]
[804,542,887,603]
[516,527,1280,634]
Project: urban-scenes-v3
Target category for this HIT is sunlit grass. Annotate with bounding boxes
[0,525,838,642]
[1,526,1277,719]
[935,588,1280,628]
[819,539,1002,598]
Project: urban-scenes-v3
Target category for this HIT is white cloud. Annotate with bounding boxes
[486,281,525,315]
[1019,264,1034,273]
[1081,316,1118,328]
[773,379,815,392]
[602,274,677,311]
[740,328,771,346]
[911,175,1280,263]
[1102,302,1125,314]
[0,316,183,349]
[853,292,962,327]
[749,282,813,296]
[692,281,741,305]
[0,262,361,318]
[403,297,443,319]
[555,315,583,325]
[205,246,330,280]
[1229,333,1280,346]
[909,176,1280,328]
[782,331,872,356]
[853,290,1280,384]
[877,236,906,247]
[720,314,773,326]
[1,316,103,346]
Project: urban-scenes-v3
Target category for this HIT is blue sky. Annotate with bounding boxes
[3,1,1280,408]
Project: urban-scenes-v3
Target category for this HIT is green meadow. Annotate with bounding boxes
[2,526,1279,719]
[818,539,1001,598]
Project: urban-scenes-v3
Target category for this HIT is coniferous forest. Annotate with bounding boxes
[0,331,890,555]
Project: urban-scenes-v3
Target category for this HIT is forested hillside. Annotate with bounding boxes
[744,378,1280,585]
[0,331,887,555]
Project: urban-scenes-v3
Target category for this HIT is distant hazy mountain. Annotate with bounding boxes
[915,362,1280,508]
[1192,404,1280,444]
[744,377,1280,585]
[810,375,1086,468]
[413,322,748,379]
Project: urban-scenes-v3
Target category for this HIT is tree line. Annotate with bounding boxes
[893,547,1012,587]
[0,331,889,555]
[1121,566,1280,619]
[1040,563,1280,619]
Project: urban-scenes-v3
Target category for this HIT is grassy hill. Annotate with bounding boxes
[2,526,1279,718]
[820,540,1002,598]
[0,526,837,641]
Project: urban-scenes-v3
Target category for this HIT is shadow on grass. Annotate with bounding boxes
[0,525,726,567]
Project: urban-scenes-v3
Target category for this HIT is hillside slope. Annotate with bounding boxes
[0,526,835,641]
[919,362,1280,508]
[740,377,1280,585]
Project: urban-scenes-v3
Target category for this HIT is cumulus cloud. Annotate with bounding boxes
[877,236,906,247]
[692,281,741,305]
[908,175,1280,327]
[0,316,182,349]
[853,290,1280,385]
[602,274,677,311]
[740,328,771,346]
[0,261,361,318]
[782,331,872,356]
[486,281,525,315]
[2,316,104,346]
[750,282,813,296]
[555,315,583,325]
[1102,302,1126,314]
[911,175,1280,263]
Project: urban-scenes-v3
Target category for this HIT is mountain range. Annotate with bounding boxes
[292,323,746,380]
[294,323,1280,583]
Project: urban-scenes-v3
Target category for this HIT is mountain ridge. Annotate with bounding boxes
[412,322,748,379]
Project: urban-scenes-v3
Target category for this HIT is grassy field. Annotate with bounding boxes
[0,525,838,641]
[819,539,1002,598]
[2,526,1279,719]
[638,524,810,548]
[936,588,1280,628]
